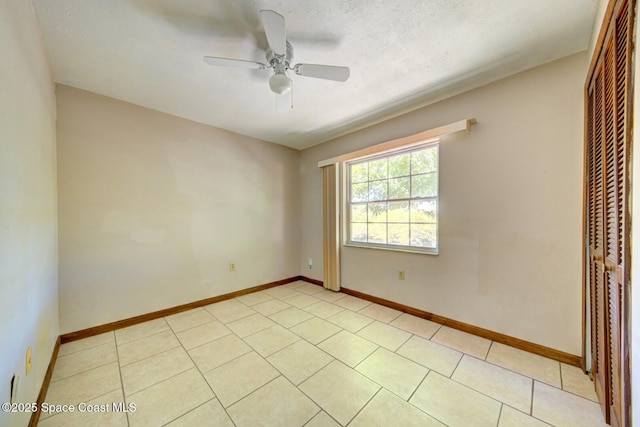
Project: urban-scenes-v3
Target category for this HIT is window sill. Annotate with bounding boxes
[343,242,439,256]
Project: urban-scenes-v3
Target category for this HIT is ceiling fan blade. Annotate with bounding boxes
[203,56,268,69]
[276,89,292,112]
[294,64,350,82]
[261,10,286,56]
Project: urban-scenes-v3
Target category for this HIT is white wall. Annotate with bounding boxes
[300,52,586,355]
[56,85,300,333]
[0,1,59,426]
[588,0,610,58]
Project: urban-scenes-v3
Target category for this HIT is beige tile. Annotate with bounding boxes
[227,376,319,426]
[207,298,244,311]
[319,330,378,367]
[268,306,314,328]
[165,399,234,427]
[235,292,273,306]
[57,332,114,357]
[499,405,550,427]
[487,342,561,387]
[296,283,325,295]
[267,340,333,385]
[175,320,230,350]
[128,368,214,427]
[357,321,411,351]
[290,317,342,344]
[397,335,462,376]
[52,342,118,380]
[532,381,608,427]
[263,286,301,299]
[44,363,122,409]
[115,318,170,345]
[300,361,380,425]
[205,299,256,323]
[38,389,128,427]
[335,295,372,312]
[203,352,279,407]
[189,334,251,373]
[244,324,300,357]
[251,298,291,316]
[313,289,347,303]
[121,347,194,395]
[431,326,492,359]
[283,280,307,289]
[410,371,501,427]
[118,330,181,366]
[305,411,341,427]
[285,293,321,308]
[390,313,441,339]
[358,303,402,323]
[452,355,532,413]
[304,301,345,319]
[350,389,446,427]
[226,313,276,338]
[165,309,216,333]
[356,348,428,400]
[326,309,374,333]
[561,363,598,402]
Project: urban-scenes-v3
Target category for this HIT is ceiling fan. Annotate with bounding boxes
[203,10,350,112]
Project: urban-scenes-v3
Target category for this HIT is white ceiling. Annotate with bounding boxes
[32,0,598,150]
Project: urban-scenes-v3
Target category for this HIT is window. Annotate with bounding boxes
[347,143,439,254]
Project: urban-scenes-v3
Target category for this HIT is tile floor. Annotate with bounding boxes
[39,281,607,427]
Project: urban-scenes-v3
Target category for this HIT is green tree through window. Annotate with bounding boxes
[347,144,438,253]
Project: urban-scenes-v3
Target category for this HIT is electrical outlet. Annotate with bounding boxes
[229,262,236,272]
[398,270,405,280]
[26,347,32,375]
[308,257,313,269]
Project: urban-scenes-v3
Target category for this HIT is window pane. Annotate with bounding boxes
[351,223,367,242]
[411,147,438,174]
[368,159,387,180]
[389,154,410,177]
[388,223,409,245]
[368,223,386,243]
[410,224,437,248]
[351,163,368,183]
[368,202,387,223]
[368,180,387,201]
[388,201,409,223]
[351,183,368,202]
[388,177,410,200]
[347,143,439,253]
[351,204,367,222]
[410,200,436,223]
[411,173,437,198]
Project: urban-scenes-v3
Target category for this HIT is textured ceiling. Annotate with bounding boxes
[32,0,598,150]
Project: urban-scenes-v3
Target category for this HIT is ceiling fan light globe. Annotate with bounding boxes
[269,73,292,95]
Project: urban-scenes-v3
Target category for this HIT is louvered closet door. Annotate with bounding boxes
[586,0,633,426]
[588,68,609,418]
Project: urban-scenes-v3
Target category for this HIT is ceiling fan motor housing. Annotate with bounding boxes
[266,41,294,70]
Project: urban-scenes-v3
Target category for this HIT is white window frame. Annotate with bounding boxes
[345,141,439,255]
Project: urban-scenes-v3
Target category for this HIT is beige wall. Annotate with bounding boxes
[300,52,586,355]
[56,85,300,333]
[0,1,59,426]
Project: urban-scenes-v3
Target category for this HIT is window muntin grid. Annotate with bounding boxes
[347,144,438,253]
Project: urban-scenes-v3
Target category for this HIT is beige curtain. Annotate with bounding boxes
[322,164,340,291]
